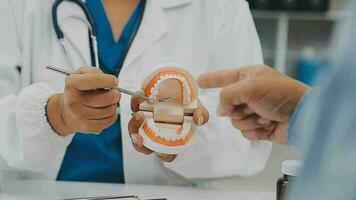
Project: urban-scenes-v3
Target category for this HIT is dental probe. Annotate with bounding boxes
[45,65,176,103]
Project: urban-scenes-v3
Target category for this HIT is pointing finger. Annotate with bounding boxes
[197,66,261,89]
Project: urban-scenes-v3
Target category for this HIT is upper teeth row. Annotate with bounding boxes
[148,74,192,105]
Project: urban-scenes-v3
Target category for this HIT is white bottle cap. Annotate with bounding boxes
[282,160,302,177]
[301,46,317,60]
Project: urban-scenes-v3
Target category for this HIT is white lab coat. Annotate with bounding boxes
[0,0,272,186]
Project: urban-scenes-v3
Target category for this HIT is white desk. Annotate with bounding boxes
[0,180,275,200]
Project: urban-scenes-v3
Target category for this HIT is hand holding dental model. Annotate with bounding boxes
[46,67,120,136]
[129,66,209,162]
[198,65,308,144]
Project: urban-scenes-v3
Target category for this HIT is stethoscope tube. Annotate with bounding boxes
[52,0,97,37]
[52,0,146,74]
[52,0,100,68]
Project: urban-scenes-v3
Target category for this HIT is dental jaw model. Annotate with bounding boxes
[138,66,198,154]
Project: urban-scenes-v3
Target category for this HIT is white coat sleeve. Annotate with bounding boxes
[164,0,272,179]
[0,1,72,178]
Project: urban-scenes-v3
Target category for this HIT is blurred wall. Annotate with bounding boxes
[211,0,348,189]
[244,0,347,188]
[330,0,346,10]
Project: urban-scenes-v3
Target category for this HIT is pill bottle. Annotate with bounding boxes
[276,160,301,200]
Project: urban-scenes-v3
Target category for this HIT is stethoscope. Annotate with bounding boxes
[52,0,146,75]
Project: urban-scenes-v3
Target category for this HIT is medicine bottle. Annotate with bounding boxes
[276,160,301,200]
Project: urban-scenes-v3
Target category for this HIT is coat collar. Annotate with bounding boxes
[159,0,192,9]
[56,0,192,73]
[119,0,192,74]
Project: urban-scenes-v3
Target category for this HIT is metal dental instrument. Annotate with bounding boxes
[46,66,176,103]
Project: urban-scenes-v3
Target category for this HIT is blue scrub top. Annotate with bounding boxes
[57,0,144,183]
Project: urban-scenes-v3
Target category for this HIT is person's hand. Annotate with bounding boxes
[128,96,209,162]
[46,67,121,136]
[197,65,309,144]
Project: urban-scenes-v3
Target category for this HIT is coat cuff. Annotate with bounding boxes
[36,90,72,146]
[27,83,73,148]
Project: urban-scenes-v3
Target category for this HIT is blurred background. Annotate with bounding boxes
[250,0,346,83]
[246,0,347,186]
[204,0,349,189]
[0,0,350,193]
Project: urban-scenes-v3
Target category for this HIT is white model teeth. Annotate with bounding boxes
[149,95,157,100]
[150,73,192,105]
[151,87,159,95]
[146,119,191,141]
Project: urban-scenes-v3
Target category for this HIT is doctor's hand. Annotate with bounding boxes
[46,67,121,136]
[197,65,308,144]
[128,96,209,162]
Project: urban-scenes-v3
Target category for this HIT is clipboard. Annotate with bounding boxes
[63,195,140,200]
[63,195,167,200]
